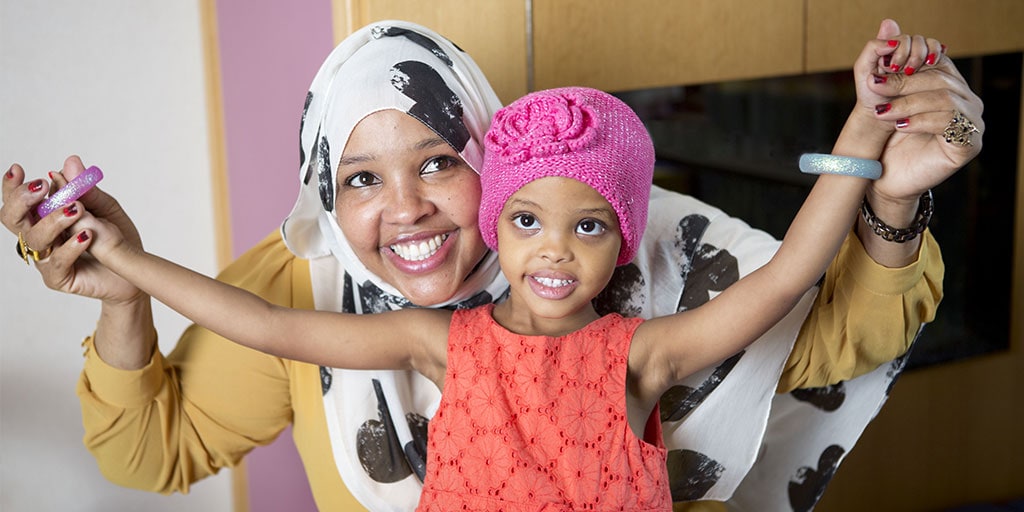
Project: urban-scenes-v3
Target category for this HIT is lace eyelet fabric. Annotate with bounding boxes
[417,304,671,511]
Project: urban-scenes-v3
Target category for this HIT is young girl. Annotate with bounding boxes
[79,86,875,510]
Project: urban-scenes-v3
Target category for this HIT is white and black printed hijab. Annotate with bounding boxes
[283,20,915,512]
[281,20,506,510]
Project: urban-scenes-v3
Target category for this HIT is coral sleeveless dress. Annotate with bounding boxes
[418,304,672,511]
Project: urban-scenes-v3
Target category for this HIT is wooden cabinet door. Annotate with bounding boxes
[806,0,1024,72]
[532,0,803,92]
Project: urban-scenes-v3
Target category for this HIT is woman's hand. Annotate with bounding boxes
[3,155,158,369]
[854,19,984,219]
[2,155,146,304]
[838,19,983,267]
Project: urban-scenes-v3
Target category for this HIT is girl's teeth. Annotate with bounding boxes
[535,276,572,288]
[391,234,447,261]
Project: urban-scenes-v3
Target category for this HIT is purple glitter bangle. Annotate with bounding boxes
[36,166,104,218]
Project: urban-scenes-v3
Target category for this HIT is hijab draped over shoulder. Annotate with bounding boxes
[281,20,507,510]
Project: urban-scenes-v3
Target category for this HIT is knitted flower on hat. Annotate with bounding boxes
[487,92,597,164]
[479,86,655,266]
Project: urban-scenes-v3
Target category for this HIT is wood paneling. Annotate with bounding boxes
[532,0,804,92]
[331,0,528,105]
[807,0,1024,72]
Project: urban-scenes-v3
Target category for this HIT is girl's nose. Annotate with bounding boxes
[539,231,572,263]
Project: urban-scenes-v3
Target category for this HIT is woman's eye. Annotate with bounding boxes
[511,213,538,230]
[577,219,606,236]
[343,171,380,188]
[422,156,456,174]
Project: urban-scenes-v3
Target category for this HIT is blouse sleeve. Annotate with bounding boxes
[777,228,943,392]
[76,230,311,493]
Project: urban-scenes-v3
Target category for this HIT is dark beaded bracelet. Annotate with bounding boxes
[860,190,933,243]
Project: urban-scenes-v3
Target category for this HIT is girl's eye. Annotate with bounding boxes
[343,171,380,188]
[576,218,607,236]
[511,213,538,230]
[422,156,457,174]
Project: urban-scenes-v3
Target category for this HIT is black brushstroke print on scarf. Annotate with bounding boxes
[790,382,846,412]
[357,280,413,313]
[391,60,470,153]
[302,122,320,187]
[656,214,744,420]
[378,27,455,67]
[299,91,313,170]
[789,444,845,512]
[356,379,415,483]
[675,214,740,312]
[667,449,726,502]
[593,263,646,318]
[885,332,918,396]
[319,366,332,396]
[316,133,333,211]
[404,412,430,481]
[659,352,743,422]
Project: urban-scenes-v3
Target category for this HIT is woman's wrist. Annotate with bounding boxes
[94,294,158,370]
[855,190,928,267]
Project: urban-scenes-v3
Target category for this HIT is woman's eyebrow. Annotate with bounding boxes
[414,136,449,151]
[338,153,373,166]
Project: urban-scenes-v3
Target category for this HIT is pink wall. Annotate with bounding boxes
[214,0,334,510]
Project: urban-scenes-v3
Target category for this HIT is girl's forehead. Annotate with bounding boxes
[506,177,618,220]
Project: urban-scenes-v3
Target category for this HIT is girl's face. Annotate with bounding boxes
[335,109,488,305]
[494,177,621,336]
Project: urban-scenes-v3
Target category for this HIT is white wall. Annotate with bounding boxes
[0,1,232,510]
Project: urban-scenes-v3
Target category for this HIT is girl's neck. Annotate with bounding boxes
[490,297,602,337]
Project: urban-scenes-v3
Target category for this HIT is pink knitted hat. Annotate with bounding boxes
[479,86,655,266]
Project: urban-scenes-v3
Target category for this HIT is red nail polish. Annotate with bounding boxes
[904,66,916,76]
[873,74,888,84]
[896,118,909,129]
[926,53,937,66]
[28,180,44,192]
[882,55,892,68]
[890,64,901,72]
[4,169,13,180]
[64,204,79,217]
[887,39,899,48]
[941,44,947,54]
[875,103,892,115]
[77,231,89,243]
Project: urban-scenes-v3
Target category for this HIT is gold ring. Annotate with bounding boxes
[17,232,52,265]
[943,110,980,147]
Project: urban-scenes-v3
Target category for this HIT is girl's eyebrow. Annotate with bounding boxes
[506,197,615,219]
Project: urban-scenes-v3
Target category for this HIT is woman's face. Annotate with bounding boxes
[335,109,488,305]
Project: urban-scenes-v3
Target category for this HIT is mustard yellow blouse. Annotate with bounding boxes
[77,228,941,510]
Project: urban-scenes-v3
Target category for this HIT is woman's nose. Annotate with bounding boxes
[382,181,435,224]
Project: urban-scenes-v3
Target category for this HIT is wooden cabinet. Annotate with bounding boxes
[532,0,803,91]
[806,0,1024,72]
[333,0,1024,95]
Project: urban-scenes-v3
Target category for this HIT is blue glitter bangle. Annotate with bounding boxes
[798,153,882,180]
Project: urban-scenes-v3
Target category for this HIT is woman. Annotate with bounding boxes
[1,19,982,511]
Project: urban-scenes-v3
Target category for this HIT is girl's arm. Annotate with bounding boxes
[633,38,900,389]
[76,215,449,381]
